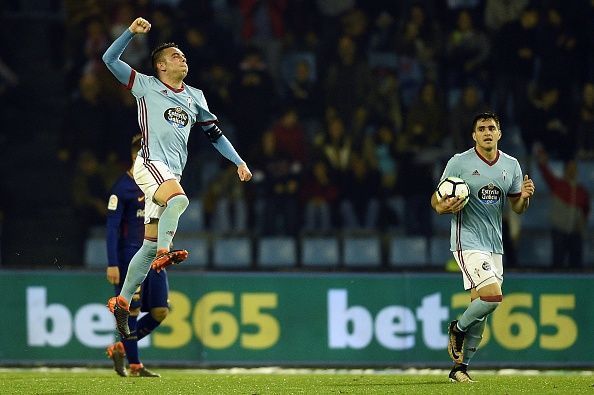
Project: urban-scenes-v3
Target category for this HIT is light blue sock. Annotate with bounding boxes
[458,298,500,332]
[462,316,487,365]
[157,194,189,251]
[120,240,157,303]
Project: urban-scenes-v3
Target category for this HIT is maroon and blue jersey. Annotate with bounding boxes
[106,172,145,268]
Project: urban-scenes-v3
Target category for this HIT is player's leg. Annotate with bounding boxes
[448,251,502,365]
[150,179,189,271]
[108,224,158,338]
[450,253,504,383]
[129,269,169,378]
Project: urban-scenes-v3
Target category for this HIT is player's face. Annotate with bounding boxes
[472,118,501,151]
[161,47,188,78]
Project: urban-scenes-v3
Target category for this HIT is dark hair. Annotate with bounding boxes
[472,111,501,131]
[151,42,178,72]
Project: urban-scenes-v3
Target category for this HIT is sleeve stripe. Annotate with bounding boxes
[195,119,218,126]
[126,69,136,90]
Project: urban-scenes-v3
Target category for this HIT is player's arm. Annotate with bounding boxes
[106,193,125,285]
[203,124,252,181]
[102,17,151,85]
[508,175,534,214]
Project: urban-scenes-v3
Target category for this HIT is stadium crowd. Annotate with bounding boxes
[1,0,593,269]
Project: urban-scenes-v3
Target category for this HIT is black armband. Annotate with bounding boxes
[204,124,223,142]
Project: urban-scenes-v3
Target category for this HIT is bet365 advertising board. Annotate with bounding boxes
[0,271,590,367]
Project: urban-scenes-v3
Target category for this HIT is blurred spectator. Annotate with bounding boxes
[491,5,540,122]
[319,115,352,187]
[239,0,288,86]
[231,47,277,157]
[340,152,380,230]
[301,159,339,232]
[371,123,401,230]
[72,150,109,231]
[576,82,594,159]
[539,6,580,98]
[325,35,372,129]
[251,131,301,235]
[369,70,403,133]
[0,56,19,122]
[396,15,439,82]
[445,9,490,103]
[203,164,248,233]
[283,58,321,122]
[202,63,234,117]
[519,83,573,159]
[484,0,528,32]
[449,84,489,151]
[536,148,590,269]
[402,81,445,149]
[270,107,307,163]
[148,6,178,49]
[58,73,110,163]
[178,26,217,86]
[108,2,149,70]
[399,82,444,236]
[82,18,110,75]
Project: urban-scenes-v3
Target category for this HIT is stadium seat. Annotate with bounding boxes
[172,236,209,268]
[177,199,204,233]
[517,234,552,267]
[212,236,252,268]
[429,236,451,267]
[84,237,107,268]
[257,237,297,268]
[389,236,428,267]
[301,236,340,267]
[343,234,382,268]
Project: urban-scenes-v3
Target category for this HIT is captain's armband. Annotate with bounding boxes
[203,124,223,142]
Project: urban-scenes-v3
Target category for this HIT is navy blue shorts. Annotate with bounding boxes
[114,247,169,312]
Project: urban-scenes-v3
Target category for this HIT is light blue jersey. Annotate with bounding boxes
[440,148,523,253]
[130,72,216,175]
[103,29,243,176]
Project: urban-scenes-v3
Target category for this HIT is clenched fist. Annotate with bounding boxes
[129,17,151,34]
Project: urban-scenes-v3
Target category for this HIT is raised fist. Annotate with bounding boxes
[128,17,151,34]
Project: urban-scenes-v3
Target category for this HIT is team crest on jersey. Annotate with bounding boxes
[107,195,118,211]
[187,97,193,108]
[477,183,502,204]
[502,169,507,181]
[164,107,189,128]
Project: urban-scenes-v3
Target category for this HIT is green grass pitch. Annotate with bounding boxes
[0,368,593,394]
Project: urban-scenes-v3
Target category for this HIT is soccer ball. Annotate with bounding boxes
[436,176,470,207]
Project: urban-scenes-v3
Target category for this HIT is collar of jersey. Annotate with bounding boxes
[474,147,500,166]
[159,79,185,93]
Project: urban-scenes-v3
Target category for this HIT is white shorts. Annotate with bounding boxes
[452,250,503,291]
[133,157,180,224]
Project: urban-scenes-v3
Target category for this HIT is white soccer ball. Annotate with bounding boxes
[436,176,470,207]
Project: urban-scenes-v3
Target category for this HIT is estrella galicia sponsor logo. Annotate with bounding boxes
[164,107,189,128]
[477,183,502,204]
[482,261,491,271]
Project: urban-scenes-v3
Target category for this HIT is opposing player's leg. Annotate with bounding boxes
[150,179,189,272]
[129,268,170,378]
